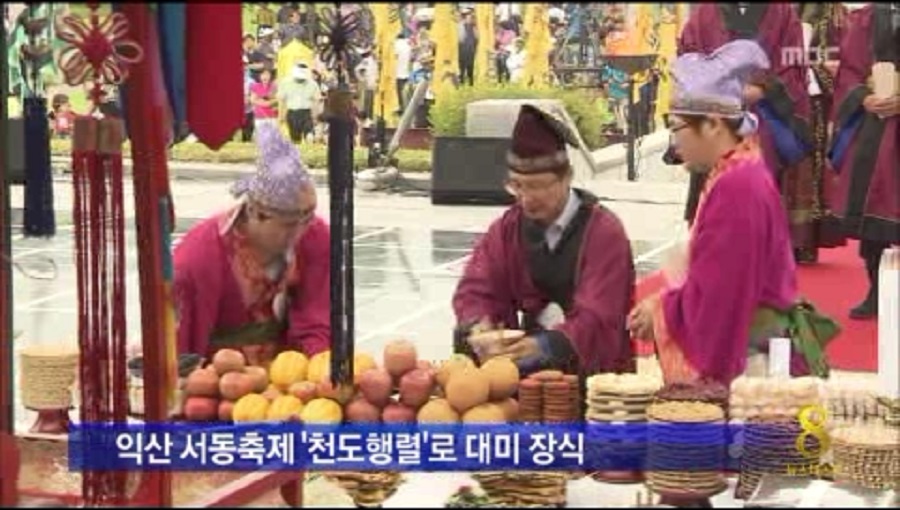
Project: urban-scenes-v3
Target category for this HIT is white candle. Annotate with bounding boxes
[769,337,792,378]
[878,248,900,398]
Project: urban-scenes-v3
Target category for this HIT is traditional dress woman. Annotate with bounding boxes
[796,4,849,257]
[629,40,836,386]
[173,124,330,364]
[829,3,900,320]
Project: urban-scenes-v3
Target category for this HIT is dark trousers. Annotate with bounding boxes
[286,109,314,142]
[241,111,254,142]
[459,53,475,86]
[396,78,408,113]
[495,54,510,83]
[861,239,889,290]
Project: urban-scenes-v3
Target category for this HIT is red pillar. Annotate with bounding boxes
[118,4,173,506]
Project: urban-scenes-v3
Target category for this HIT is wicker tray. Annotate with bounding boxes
[831,426,900,491]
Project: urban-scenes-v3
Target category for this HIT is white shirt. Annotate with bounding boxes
[507,50,527,82]
[545,189,580,252]
[802,22,823,96]
[394,39,412,79]
[355,56,379,90]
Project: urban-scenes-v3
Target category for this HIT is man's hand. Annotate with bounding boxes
[743,84,766,105]
[864,94,900,118]
[496,336,542,362]
[628,294,660,342]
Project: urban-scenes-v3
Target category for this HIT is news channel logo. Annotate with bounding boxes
[781,46,840,68]
[789,403,832,477]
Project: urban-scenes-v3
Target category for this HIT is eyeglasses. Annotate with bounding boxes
[663,114,690,133]
[504,177,561,197]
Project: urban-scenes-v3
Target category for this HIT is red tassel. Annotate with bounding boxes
[73,117,129,505]
[186,3,244,150]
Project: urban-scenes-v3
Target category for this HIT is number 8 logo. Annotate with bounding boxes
[796,404,830,458]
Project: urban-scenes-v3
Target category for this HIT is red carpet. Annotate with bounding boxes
[633,241,877,372]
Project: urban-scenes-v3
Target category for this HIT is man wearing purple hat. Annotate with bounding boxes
[629,40,837,386]
[452,104,637,378]
[678,4,823,264]
[173,124,330,364]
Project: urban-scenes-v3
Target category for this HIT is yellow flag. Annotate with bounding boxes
[432,3,459,103]
[373,4,400,126]
[655,6,678,123]
[521,4,551,88]
[676,3,691,33]
[474,4,495,84]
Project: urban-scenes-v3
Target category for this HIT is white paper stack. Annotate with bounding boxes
[878,248,900,399]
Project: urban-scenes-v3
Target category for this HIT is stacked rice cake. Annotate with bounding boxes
[472,471,568,507]
[518,370,580,423]
[585,373,661,423]
[645,401,728,498]
[729,376,824,420]
[584,373,661,481]
[324,471,404,507]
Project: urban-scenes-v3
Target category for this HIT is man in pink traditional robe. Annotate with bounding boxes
[629,40,829,386]
[678,4,822,264]
[174,124,330,364]
[828,3,900,320]
[452,104,637,378]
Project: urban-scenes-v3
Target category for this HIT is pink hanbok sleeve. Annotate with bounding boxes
[452,217,517,326]
[173,219,225,357]
[652,161,768,384]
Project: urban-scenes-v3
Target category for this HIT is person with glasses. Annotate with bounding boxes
[173,123,330,365]
[629,40,836,386]
[452,104,637,378]
[677,4,818,266]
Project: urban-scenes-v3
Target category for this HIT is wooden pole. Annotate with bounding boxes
[117,4,173,506]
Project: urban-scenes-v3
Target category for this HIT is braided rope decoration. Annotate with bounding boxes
[54,3,142,110]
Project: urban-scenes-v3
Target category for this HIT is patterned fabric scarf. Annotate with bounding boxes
[694,137,761,225]
[222,206,301,323]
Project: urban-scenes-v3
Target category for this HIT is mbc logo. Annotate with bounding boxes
[781,46,840,67]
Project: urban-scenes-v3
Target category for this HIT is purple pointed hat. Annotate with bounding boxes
[231,122,312,214]
[670,40,770,135]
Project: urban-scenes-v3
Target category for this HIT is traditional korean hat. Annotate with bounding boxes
[231,122,312,216]
[507,104,579,175]
[670,39,770,136]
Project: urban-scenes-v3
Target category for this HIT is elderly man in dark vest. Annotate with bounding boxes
[452,104,637,378]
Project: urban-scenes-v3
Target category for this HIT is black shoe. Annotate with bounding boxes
[794,248,818,265]
[849,294,878,320]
